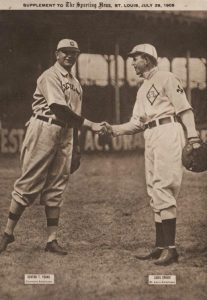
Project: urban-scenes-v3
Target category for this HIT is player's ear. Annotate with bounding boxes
[144,56,150,66]
[55,50,59,59]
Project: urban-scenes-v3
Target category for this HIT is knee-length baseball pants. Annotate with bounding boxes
[12,117,73,207]
[144,122,185,214]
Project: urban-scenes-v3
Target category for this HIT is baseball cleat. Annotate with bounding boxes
[0,232,15,253]
[135,247,163,260]
[45,239,68,255]
[154,248,179,266]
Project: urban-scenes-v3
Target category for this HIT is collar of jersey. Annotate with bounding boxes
[143,67,158,80]
[54,62,73,78]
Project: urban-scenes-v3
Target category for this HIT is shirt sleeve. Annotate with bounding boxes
[50,103,84,128]
[112,118,144,136]
[39,71,67,106]
[112,101,144,136]
[179,109,198,138]
[164,73,192,115]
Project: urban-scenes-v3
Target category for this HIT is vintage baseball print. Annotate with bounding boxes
[0,1,206,299]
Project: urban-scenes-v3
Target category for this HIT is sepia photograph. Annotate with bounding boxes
[0,1,206,299]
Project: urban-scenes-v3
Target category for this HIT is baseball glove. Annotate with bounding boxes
[182,138,207,172]
[70,128,81,174]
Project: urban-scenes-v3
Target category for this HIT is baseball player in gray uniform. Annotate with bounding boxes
[103,44,200,266]
[0,39,104,255]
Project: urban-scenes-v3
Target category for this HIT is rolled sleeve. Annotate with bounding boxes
[112,115,144,136]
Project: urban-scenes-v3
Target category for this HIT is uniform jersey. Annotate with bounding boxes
[134,67,191,122]
[112,67,191,136]
[13,61,81,208]
[32,62,82,119]
[112,66,190,215]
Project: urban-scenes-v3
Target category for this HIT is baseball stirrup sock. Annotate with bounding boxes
[45,206,60,219]
[162,218,176,247]
[155,222,165,248]
[8,212,22,221]
[5,201,25,235]
[47,218,59,227]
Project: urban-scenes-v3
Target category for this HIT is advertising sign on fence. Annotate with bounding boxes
[0,126,145,154]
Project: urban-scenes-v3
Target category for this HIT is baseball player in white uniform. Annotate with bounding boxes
[0,39,104,255]
[103,44,200,265]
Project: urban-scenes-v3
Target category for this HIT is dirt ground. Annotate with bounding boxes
[0,153,206,300]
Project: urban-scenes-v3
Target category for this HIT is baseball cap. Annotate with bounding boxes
[128,44,158,60]
[57,39,80,52]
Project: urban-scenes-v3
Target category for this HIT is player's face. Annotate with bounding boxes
[56,49,78,70]
[131,54,147,76]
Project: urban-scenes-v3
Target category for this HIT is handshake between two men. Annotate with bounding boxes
[90,121,113,136]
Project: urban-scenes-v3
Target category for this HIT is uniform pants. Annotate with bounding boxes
[144,122,185,214]
[12,117,73,207]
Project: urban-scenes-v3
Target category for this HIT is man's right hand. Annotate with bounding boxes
[98,122,113,136]
[83,119,113,135]
[91,122,107,133]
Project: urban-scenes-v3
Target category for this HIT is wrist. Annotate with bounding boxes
[187,135,200,141]
[188,136,199,139]
[188,136,201,146]
[186,129,199,139]
[83,119,93,128]
[111,125,119,137]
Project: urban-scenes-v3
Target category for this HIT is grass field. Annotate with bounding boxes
[0,153,207,300]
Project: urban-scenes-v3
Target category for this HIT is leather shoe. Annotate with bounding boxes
[135,247,163,260]
[0,232,15,253]
[154,248,179,266]
[45,240,68,255]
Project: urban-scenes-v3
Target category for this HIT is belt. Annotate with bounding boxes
[145,116,177,130]
[33,114,66,128]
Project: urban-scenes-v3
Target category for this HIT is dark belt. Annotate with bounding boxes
[145,116,177,130]
[33,114,66,128]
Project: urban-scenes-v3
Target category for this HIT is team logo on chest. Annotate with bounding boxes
[146,84,159,105]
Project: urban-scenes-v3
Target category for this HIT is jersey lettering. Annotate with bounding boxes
[62,82,81,96]
[176,85,184,94]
